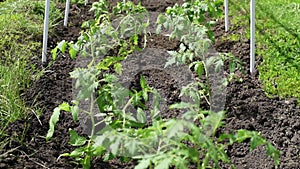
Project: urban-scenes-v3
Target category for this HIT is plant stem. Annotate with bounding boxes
[122,96,134,128]
[201,152,210,169]
[90,94,95,138]
[202,60,212,106]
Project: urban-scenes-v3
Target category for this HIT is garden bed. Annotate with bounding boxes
[0,0,299,169]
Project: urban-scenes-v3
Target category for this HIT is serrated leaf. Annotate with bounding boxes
[229,61,235,73]
[91,145,106,157]
[202,111,225,136]
[196,62,204,77]
[51,47,58,60]
[156,24,162,34]
[156,158,172,169]
[70,105,79,122]
[46,107,61,141]
[82,154,91,169]
[69,129,87,146]
[140,76,147,90]
[218,133,235,144]
[266,142,280,167]
[57,40,67,53]
[110,138,120,155]
[69,147,86,157]
[137,108,146,124]
[205,56,216,69]
[164,56,177,68]
[69,44,79,59]
[114,63,123,75]
[103,152,115,162]
[157,14,167,24]
[214,59,223,73]
[250,135,265,150]
[169,102,196,109]
[93,135,106,147]
[125,139,137,155]
[236,129,251,143]
[165,120,184,138]
[134,159,151,169]
[59,102,70,112]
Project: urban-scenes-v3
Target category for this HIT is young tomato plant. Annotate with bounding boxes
[46,1,279,169]
[165,0,223,41]
[47,0,152,167]
[154,6,279,168]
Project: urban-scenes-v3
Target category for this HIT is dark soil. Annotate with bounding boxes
[1,0,300,169]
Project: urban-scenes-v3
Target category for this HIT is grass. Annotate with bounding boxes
[227,0,300,102]
[0,0,62,146]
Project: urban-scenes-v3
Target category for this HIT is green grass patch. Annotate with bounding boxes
[0,0,62,146]
[228,0,300,101]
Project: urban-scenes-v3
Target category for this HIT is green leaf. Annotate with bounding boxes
[69,44,79,59]
[266,142,280,167]
[205,56,216,69]
[157,14,167,24]
[110,138,121,155]
[93,135,106,148]
[202,111,225,136]
[69,129,87,146]
[165,120,184,138]
[214,59,223,73]
[250,135,265,150]
[114,63,123,75]
[70,67,99,100]
[51,47,58,60]
[46,102,70,141]
[60,102,71,112]
[181,110,198,121]
[235,129,253,143]
[169,102,196,109]
[125,139,137,155]
[156,24,162,34]
[218,133,235,144]
[69,147,86,157]
[134,159,151,169]
[82,155,91,169]
[156,158,172,169]
[142,90,148,102]
[140,76,147,90]
[196,61,204,77]
[59,153,71,157]
[57,40,67,53]
[70,105,79,122]
[91,145,106,157]
[103,152,116,162]
[165,55,177,68]
[137,108,147,124]
[46,107,61,141]
[229,61,235,73]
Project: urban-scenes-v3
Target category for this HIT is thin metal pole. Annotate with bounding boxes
[42,0,50,63]
[64,0,70,27]
[250,0,255,74]
[224,0,229,32]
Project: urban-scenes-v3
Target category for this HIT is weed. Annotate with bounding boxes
[229,0,300,102]
[0,0,62,149]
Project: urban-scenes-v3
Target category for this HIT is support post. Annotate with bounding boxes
[64,0,70,27]
[224,0,229,32]
[42,0,50,63]
[250,0,255,74]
